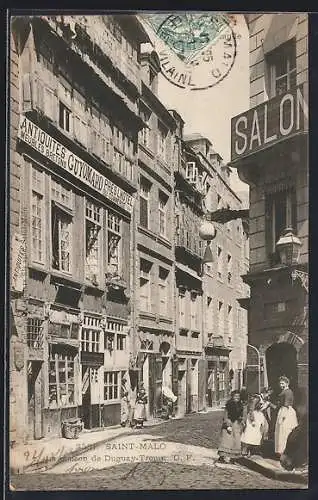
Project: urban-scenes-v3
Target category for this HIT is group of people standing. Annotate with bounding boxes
[120,376,148,429]
[218,376,301,466]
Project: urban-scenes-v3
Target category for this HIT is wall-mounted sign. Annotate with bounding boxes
[11,233,26,293]
[231,84,308,162]
[18,116,134,214]
[80,351,104,366]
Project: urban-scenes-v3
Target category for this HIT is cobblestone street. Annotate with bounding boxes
[10,412,304,490]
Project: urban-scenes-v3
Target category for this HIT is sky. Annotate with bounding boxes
[139,13,250,196]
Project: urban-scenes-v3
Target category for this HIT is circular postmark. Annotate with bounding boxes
[148,13,237,91]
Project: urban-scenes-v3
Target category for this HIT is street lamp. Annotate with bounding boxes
[276,227,308,293]
[199,220,217,265]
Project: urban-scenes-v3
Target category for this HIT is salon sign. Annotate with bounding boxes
[18,116,134,214]
[231,83,308,162]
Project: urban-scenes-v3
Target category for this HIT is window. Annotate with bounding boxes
[140,177,151,229]
[179,292,186,328]
[159,191,168,237]
[186,162,198,183]
[265,188,297,264]
[49,345,76,408]
[217,247,223,279]
[190,292,199,331]
[81,316,101,352]
[140,105,151,148]
[264,300,292,319]
[267,40,296,98]
[218,301,224,334]
[85,201,102,284]
[59,102,72,133]
[107,211,122,275]
[27,318,44,348]
[159,267,169,316]
[139,259,152,312]
[206,297,213,333]
[104,371,119,401]
[227,254,232,284]
[227,305,233,335]
[31,166,45,264]
[158,121,167,160]
[117,334,126,351]
[51,180,73,273]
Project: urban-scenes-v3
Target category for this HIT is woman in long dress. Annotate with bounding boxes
[120,375,131,427]
[241,396,266,456]
[133,383,148,428]
[274,376,298,457]
[218,390,244,463]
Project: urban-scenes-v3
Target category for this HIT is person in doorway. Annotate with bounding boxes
[240,385,249,421]
[133,383,148,428]
[218,390,244,463]
[241,396,266,457]
[120,375,131,427]
[273,376,298,457]
[161,386,177,420]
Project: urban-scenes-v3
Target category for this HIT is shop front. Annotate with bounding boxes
[205,345,231,408]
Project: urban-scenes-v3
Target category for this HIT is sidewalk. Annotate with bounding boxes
[236,455,308,486]
[10,417,166,475]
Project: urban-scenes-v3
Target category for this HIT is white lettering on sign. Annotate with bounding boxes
[231,84,308,161]
[11,233,26,293]
[18,116,134,214]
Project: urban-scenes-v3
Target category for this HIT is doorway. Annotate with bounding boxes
[266,342,298,395]
[27,360,43,439]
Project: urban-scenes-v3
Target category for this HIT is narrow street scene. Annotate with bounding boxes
[10,412,306,490]
[8,11,308,492]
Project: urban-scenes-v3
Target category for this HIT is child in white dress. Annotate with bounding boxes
[241,397,266,456]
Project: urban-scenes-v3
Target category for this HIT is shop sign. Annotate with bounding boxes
[11,234,26,293]
[18,116,134,214]
[231,83,308,161]
[80,351,104,366]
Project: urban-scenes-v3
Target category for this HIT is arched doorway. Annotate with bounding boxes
[265,342,298,394]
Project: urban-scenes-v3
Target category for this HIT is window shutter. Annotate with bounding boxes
[154,353,163,416]
[36,79,44,111]
[44,87,56,122]
[22,73,32,112]
[172,357,178,413]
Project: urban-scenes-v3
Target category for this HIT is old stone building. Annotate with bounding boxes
[230,13,308,401]
[10,14,149,442]
[134,45,177,419]
[185,135,249,407]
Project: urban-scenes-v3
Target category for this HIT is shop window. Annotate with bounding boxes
[140,176,151,229]
[158,267,169,316]
[27,317,44,349]
[159,191,168,238]
[104,371,119,401]
[139,258,152,312]
[81,316,101,352]
[266,40,296,98]
[48,345,76,408]
[265,188,297,265]
[51,180,73,274]
[85,200,102,285]
[31,165,45,264]
[107,211,122,276]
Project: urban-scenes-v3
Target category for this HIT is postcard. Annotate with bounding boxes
[8,12,308,490]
